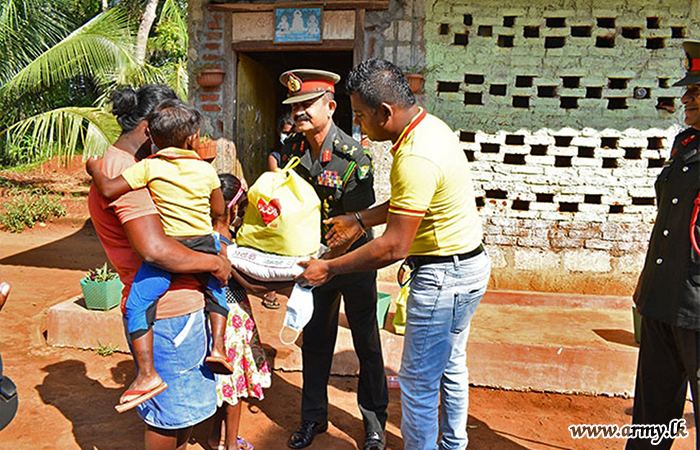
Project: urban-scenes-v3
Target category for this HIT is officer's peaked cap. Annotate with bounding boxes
[279,69,340,104]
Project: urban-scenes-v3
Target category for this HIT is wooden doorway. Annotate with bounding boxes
[235,49,354,182]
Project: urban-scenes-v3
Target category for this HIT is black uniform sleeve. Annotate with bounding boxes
[342,151,375,213]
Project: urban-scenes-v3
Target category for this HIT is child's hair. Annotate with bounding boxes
[147,99,202,149]
[111,84,178,132]
[277,111,293,134]
[219,174,248,222]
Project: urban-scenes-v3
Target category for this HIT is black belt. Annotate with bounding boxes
[406,244,484,270]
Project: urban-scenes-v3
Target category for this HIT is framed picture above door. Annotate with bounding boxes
[274,7,323,43]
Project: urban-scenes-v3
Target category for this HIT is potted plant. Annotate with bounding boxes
[405,71,425,94]
[197,136,218,162]
[195,64,226,88]
[79,263,123,311]
[404,64,437,94]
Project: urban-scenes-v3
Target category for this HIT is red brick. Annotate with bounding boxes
[200,94,219,102]
[202,104,222,112]
[208,21,221,30]
[206,32,222,40]
[202,54,221,61]
[204,43,220,50]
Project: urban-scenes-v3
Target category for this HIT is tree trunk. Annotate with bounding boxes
[102,0,108,12]
[135,0,159,65]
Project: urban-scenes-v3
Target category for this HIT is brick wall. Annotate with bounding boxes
[189,1,234,139]
[423,0,700,294]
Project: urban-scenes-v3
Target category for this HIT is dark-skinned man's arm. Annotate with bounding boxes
[296,211,422,286]
[123,213,231,283]
[324,200,390,248]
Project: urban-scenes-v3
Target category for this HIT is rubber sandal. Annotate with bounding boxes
[261,294,280,309]
[0,282,10,313]
[115,381,168,413]
[206,355,234,374]
[237,436,254,450]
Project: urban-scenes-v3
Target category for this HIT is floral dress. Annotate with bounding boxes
[215,281,272,406]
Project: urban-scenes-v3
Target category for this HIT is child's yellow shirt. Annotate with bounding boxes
[121,147,220,237]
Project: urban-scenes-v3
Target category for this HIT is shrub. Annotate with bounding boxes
[0,188,66,232]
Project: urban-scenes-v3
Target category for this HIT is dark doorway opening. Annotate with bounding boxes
[235,50,354,180]
[242,50,354,131]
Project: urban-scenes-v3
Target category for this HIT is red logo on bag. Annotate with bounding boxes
[257,198,281,226]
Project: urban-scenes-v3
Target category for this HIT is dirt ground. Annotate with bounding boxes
[0,159,695,449]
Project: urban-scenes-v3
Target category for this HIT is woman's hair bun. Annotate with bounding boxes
[111,88,138,118]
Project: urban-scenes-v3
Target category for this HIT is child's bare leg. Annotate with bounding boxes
[224,402,243,450]
[210,312,228,360]
[121,329,163,403]
[208,406,227,449]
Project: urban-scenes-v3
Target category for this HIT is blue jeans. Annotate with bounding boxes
[399,251,491,450]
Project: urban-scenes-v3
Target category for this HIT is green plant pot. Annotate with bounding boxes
[80,277,123,311]
[632,306,642,344]
[377,292,392,329]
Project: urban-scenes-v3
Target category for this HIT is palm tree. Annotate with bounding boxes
[0,0,188,165]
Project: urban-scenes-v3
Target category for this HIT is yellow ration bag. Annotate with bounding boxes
[236,157,321,256]
[392,284,409,335]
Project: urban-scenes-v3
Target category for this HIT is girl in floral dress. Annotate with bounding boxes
[209,174,271,450]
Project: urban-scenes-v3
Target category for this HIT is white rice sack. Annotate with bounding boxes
[227,243,328,282]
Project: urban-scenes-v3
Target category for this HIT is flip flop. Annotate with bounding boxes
[237,436,254,450]
[0,282,10,313]
[206,355,234,375]
[261,294,280,309]
[115,381,168,413]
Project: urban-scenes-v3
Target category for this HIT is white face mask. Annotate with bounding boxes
[279,132,289,144]
[279,284,314,345]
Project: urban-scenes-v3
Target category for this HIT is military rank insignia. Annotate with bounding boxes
[358,164,371,180]
[322,148,332,162]
[318,170,343,188]
[287,73,303,93]
[683,134,697,146]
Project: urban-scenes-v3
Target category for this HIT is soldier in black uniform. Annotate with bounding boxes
[628,41,700,450]
[278,69,388,450]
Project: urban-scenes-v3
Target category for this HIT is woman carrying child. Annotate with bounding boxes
[88,100,235,412]
[87,85,230,450]
[208,174,272,450]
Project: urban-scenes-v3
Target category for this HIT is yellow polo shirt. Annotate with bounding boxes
[121,147,220,237]
[389,109,482,256]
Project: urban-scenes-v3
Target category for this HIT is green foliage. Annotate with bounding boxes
[0,184,66,232]
[85,262,119,282]
[0,135,42,167]
[0,0,190,166]
[4,106,122,161]
[95,340,119,356]
[0,0,74,83]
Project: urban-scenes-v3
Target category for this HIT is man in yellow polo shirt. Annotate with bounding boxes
[297,59,491,450]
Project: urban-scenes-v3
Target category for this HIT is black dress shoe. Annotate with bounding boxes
[288,420,328,449]
[363,431,386,450]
